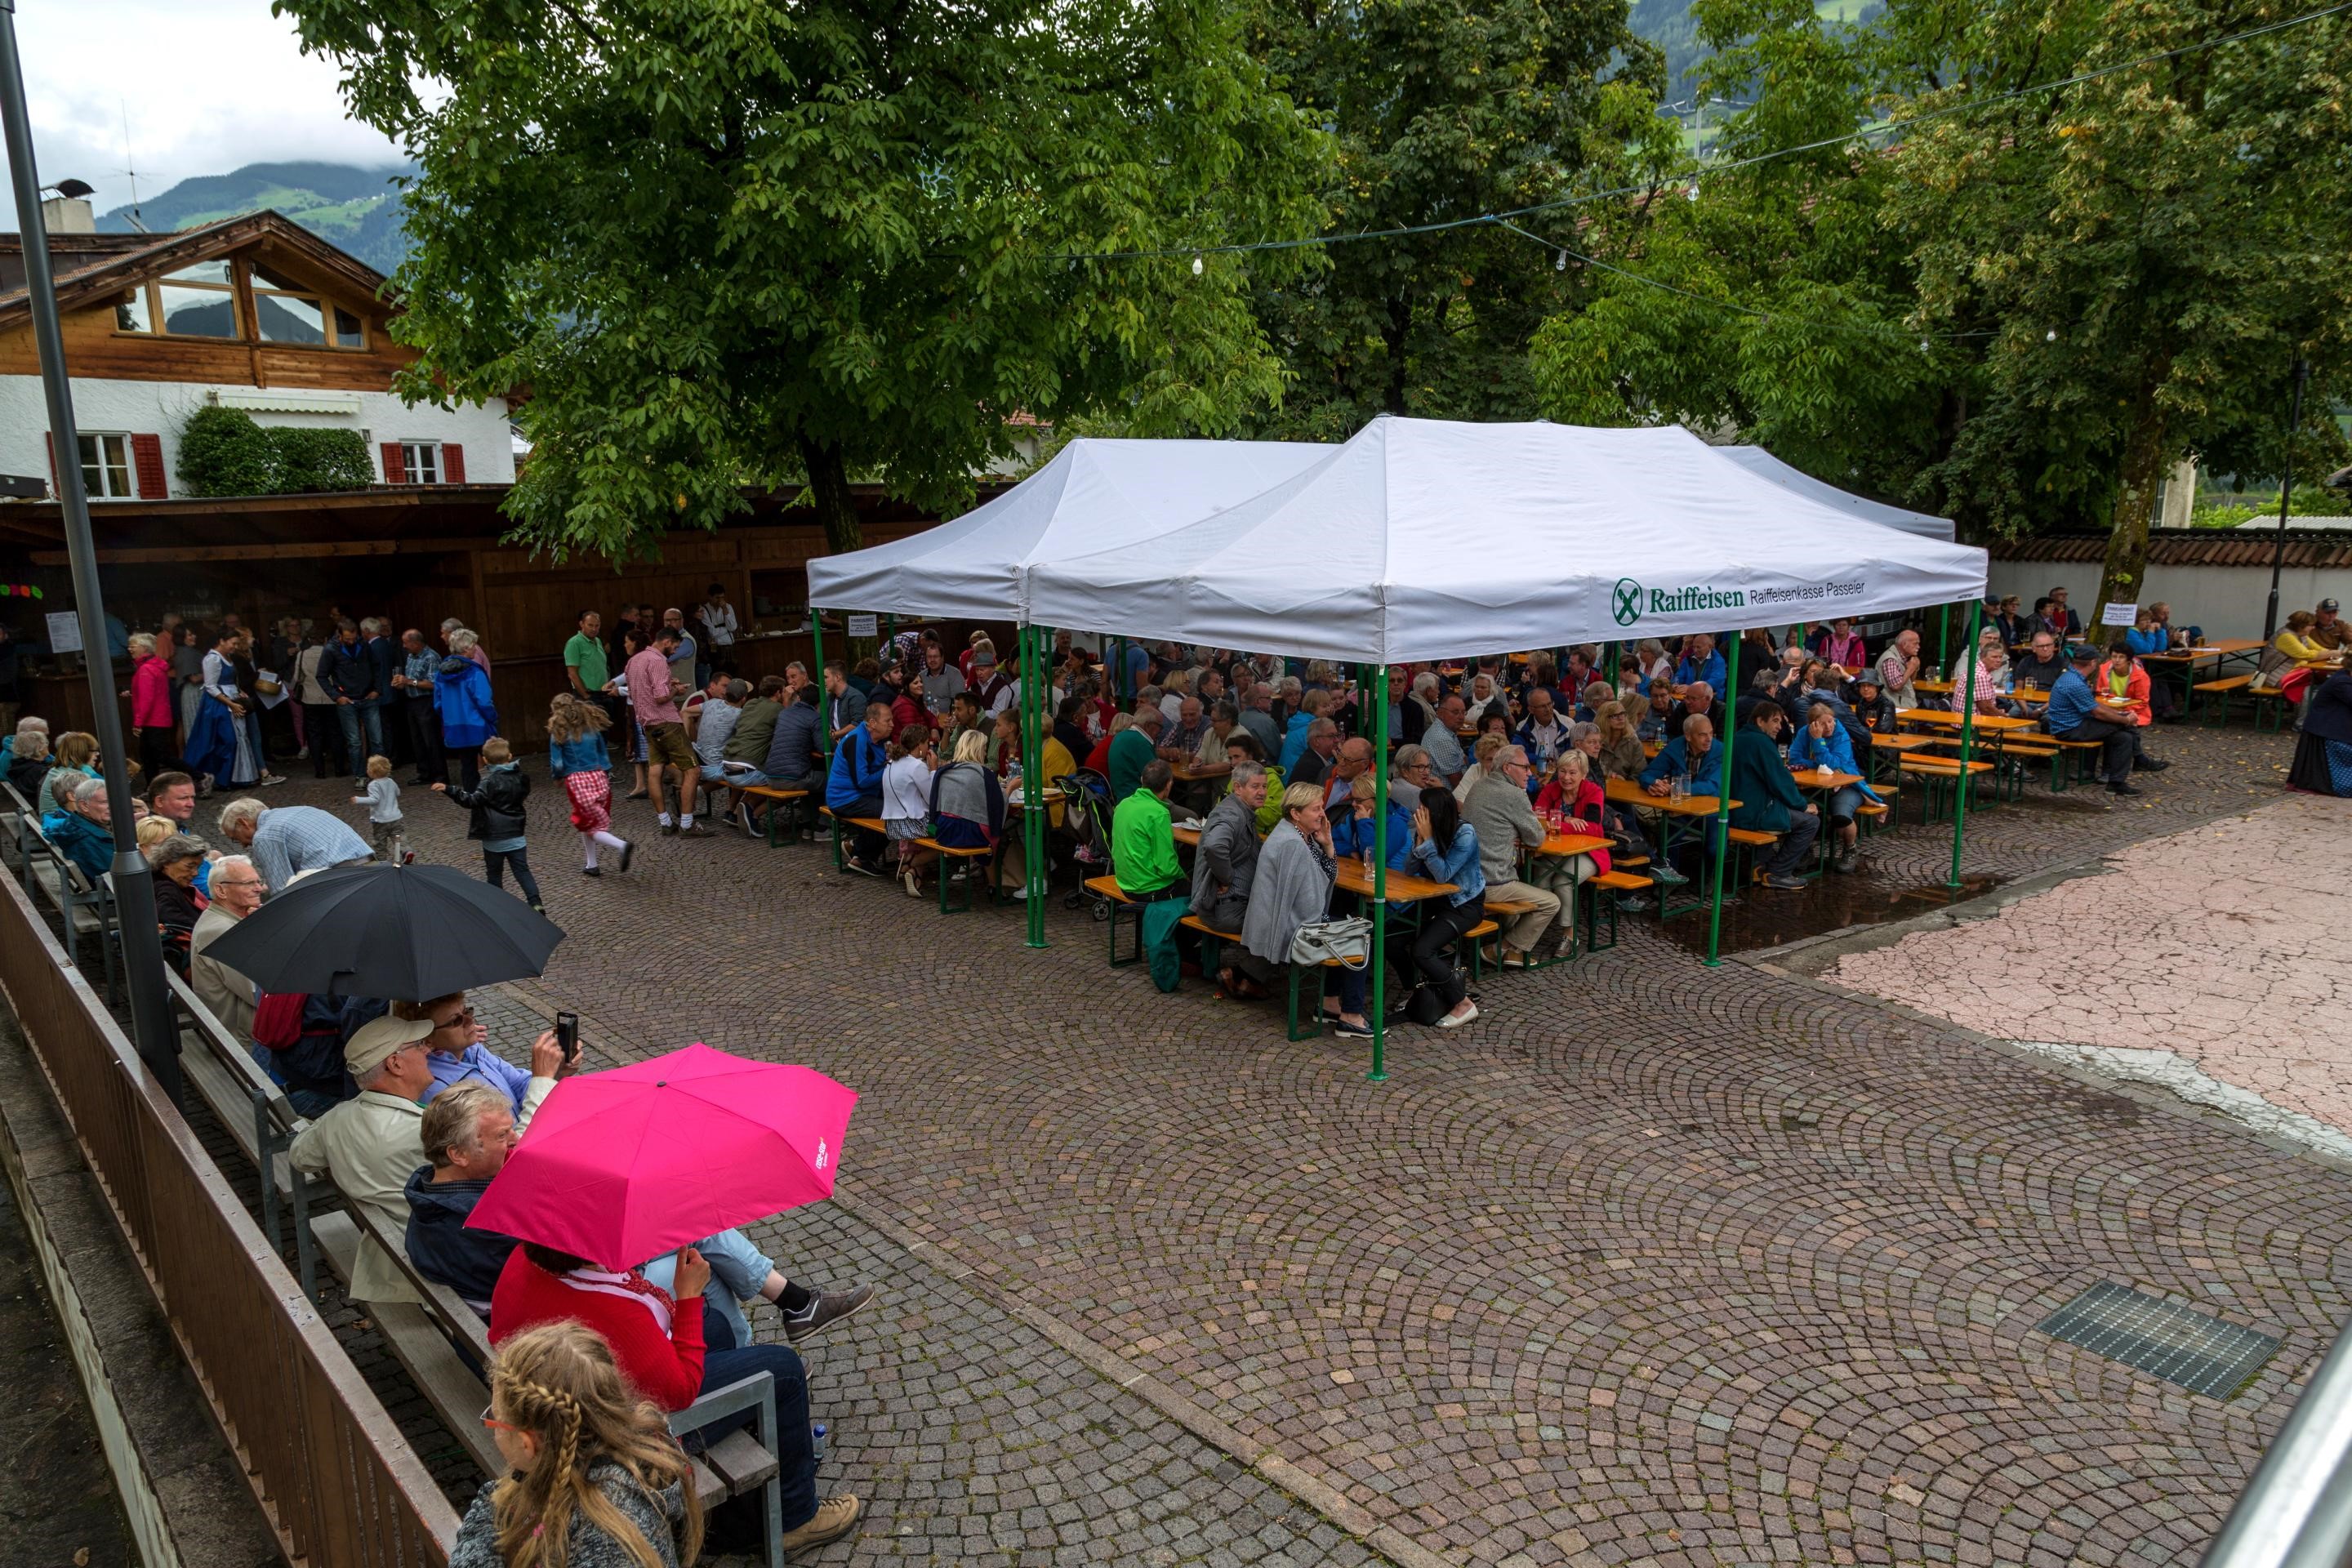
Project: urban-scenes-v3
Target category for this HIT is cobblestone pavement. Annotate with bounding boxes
[1834,791,2352,1134]
[223,719,2341,1566]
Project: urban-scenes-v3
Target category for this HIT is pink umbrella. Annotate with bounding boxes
[466,1042,858,1269]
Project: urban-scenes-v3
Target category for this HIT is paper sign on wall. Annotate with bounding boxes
[45,611,82,653]
[2100,602,2138,627]
[847,614,879,637]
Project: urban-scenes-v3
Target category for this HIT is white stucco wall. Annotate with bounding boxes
[1988,553,2352,635]
[0,374,514,497]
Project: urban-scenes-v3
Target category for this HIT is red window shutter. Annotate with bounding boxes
[381,442,406,484]
[440,443,465,484]
[131,434,167,498]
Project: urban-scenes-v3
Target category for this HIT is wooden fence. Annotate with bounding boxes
[0,868,458,1564]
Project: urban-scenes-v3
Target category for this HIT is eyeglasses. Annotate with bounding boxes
[434,1007,476,1030]
[479,1405,525,1435]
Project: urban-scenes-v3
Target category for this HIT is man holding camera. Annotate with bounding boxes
[392,991,572,1127]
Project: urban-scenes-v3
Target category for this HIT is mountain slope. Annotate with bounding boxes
[98,162,416,275]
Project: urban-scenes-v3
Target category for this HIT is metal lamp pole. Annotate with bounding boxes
[0,0,183,1104]
[2263,356,2310,642]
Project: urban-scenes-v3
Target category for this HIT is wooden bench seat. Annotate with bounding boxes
[915,837,996,912]
[741,785,810,847]
[816,804,888,870]
[1724,826,1780,847]
[2194,674,2253,695]
[1580,870,1653,951]
[1085,875,1143,966]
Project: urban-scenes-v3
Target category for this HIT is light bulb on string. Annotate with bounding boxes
[1555,250,1566,272]
[1192,254,1204,276]
[2046,329,2057,341]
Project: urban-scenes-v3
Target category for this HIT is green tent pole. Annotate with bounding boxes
[811,612,832,764]
[1704,631,1744,966]
[1031,623,1052,933]
[1949,599,1983,892]
[1020,623,1047,947]
[1370,662,1391,1082]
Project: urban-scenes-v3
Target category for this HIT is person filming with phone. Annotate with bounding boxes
[394,991,572,1127]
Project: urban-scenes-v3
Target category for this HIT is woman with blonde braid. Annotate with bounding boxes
[454,1321,703,1567]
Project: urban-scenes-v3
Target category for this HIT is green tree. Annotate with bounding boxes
[276,0,1324,558]
[1530,0,2352,612]
[1236,0,1677,439]
[1895,0,2352,612]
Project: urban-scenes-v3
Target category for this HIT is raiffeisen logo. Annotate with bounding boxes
[1611,579,1643,626]
[1614,580,1748,623]
[1647,585,1747,615]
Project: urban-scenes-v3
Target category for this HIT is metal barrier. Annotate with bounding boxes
[0,862,458,1564]
[2199,1316,2352,1568]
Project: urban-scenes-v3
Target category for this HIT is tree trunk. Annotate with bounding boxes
[799,434,862,555]
[2093,396,2172,635]
[1382,296,1411,416]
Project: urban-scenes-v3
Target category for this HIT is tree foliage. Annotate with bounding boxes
[1531,0,2352,609]
[1231,0,1678,439]
[274,0,1325,557]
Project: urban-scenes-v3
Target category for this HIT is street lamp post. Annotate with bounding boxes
[0,0,184,1104]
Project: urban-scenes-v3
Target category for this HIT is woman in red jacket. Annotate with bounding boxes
[488,1241,858,1548]
[126,632,178,780]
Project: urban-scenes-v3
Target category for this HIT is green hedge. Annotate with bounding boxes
[175,406,381,496]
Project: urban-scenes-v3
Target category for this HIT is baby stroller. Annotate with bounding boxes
[1057,770,1118,920]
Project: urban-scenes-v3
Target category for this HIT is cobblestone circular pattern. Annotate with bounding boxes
[236,719,2343,1566]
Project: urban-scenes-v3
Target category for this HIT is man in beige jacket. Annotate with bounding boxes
[288,1014,439,1305]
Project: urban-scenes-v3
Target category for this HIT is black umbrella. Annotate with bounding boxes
[198,862,565,1000]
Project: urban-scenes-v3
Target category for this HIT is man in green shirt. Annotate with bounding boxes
[1111,760,1187,899]
[1107,702,1164,801]
[564,609,622,751]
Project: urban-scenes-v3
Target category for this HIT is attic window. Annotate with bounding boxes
[251,261,363,349]
[155,260,238,338]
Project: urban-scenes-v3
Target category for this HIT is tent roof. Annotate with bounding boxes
[1718,446,1956,541]
[804,437,1329,619]
[1023,418,1989,664]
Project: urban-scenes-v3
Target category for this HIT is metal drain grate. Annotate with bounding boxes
[2037,1282,2280,1399]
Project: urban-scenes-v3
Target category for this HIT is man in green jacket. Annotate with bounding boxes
[1112,760,1187,900]
[1726,702,1820,890]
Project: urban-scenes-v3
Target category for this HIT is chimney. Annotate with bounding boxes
[41,194,95,234]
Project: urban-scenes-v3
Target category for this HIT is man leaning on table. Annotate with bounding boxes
[2046,645,2152,798]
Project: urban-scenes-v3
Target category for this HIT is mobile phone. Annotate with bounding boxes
[555,1011,581,1064]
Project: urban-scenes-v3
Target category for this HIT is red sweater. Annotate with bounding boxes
[488,1250,705,1410]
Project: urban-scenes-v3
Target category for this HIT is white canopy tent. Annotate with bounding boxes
[1718,445,1957,542]
[1023,418,1986,659]
[804,436,1330,620]
[1019,420,1991,1062]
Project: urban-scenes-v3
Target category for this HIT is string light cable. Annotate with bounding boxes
[1053,0,2352,267]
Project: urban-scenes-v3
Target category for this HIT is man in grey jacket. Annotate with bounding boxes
[1462,747,1561,966]
[1190,763,1267,938]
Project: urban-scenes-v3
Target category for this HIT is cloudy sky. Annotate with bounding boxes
[3,0,400,229]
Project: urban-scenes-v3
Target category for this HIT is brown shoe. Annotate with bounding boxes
[678,822,716,838]
[778,1494,862,1555]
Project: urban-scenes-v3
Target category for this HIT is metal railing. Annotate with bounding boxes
[0,864,458,1564]
[2200,1318,2352,1568]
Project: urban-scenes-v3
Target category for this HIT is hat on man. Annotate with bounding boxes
[2322,598,2341,613]
[345,1013,434,1078]
[970,648,996,669]
[2067,644,2100,666]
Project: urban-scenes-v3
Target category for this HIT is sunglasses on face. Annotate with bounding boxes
[434,1007,476,1030]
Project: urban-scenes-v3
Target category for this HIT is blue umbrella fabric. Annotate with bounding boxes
[197,861,564,1000]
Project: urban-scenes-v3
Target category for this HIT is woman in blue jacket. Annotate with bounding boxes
[434,629,499,789]
[1785,700,1881,875]
[1402,786,1485,1029]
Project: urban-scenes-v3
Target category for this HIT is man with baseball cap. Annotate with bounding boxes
[288,1013,439,1303]
[2313,598,2345,652]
